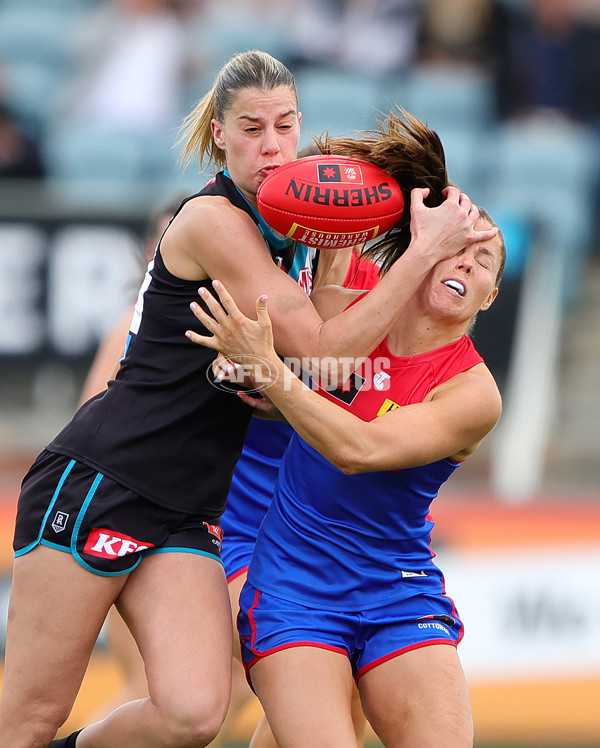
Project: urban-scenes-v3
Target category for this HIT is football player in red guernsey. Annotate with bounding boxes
[188,202,505,748]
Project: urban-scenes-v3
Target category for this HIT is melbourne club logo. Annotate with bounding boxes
[317,163,364,184]
[323,372,367,406]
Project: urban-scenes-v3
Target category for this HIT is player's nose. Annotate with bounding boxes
[262,128,280,154]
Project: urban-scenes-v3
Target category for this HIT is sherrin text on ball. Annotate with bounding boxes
[257,155,405,249]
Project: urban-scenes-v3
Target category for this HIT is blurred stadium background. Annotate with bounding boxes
[0,0,599,745]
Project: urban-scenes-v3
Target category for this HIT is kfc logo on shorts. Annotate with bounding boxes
[84,528,154,558]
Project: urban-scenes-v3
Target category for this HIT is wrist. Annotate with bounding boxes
[253,350,282,388]
[398,238,437,271]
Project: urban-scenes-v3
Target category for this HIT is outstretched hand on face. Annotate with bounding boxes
[409,186,498,264]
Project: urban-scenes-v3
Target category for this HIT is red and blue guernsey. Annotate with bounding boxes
[220,251,379,581]
[247,334,484,610]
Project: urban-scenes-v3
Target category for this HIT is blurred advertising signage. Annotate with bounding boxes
[0,223,142,357]
[438,544,600,680]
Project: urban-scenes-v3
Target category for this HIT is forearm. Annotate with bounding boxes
[248,401,288,422]
[294,244,433,374]
[252,408,287,422]
[301,183,494,363]
[257,354,370,473]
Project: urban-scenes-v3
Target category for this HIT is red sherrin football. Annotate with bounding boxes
[257,155,404,249]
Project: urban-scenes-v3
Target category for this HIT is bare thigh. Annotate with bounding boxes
[76,552,235,748]
[0,546,125,730]
[117,551,234,720]
[227,571,248,662]
[104,606,148,695]
[359,644,473,748]
[251,646,360,748]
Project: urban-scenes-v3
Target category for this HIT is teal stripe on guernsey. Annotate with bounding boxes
[223,168,314,285]
[289,241,313,284]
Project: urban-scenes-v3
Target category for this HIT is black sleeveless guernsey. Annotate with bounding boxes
[47,172,306,517]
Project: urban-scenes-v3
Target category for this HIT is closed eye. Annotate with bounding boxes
[476,248,495,270]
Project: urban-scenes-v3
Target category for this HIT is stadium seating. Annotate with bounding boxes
[399,63,496,133]
[0,6,78,71]
[2,62,64,136]
[479,116,599,306]
[295,66,381,141]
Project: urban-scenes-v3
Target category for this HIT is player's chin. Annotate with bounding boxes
[252,174,268,193]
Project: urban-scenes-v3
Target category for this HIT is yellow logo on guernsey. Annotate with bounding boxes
[377,398,400,417]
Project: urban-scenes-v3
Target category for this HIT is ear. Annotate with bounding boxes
[480,286,499,312]
[211,119,226,150]
[297,110,303,128]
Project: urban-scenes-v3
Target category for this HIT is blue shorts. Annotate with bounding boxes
[221,463,273,581]
[220,456,270,580]
[238,581,463,682]
[221,420,292,581]
[14,450,224,576]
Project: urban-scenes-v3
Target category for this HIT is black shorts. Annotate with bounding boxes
[13,450,224,576]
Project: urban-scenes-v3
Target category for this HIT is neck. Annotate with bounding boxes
[385,312,469,357]
[224,168,258,209]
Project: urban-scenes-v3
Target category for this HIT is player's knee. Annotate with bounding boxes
[160,693,228,747]
[17,704,69,748]
[3,692,72,745]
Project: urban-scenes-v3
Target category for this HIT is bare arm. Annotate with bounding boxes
[188,285,502,474]
[177,187,498,379]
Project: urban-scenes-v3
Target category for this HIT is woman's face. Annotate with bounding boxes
[426,219,503,322]
[211,86,301,206]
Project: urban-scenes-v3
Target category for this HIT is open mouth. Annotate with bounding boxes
[443,279,465,297]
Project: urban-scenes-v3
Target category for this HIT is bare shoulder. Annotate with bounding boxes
[309,285,365,322]
[160,195,261,280]
[428,362,502,462]
[433,363,502,418]
[174,195,256,245]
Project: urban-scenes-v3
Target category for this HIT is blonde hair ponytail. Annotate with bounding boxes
[177,50,297,173]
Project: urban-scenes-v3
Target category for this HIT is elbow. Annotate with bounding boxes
[318,425,377,474]
[331,446,370,475]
